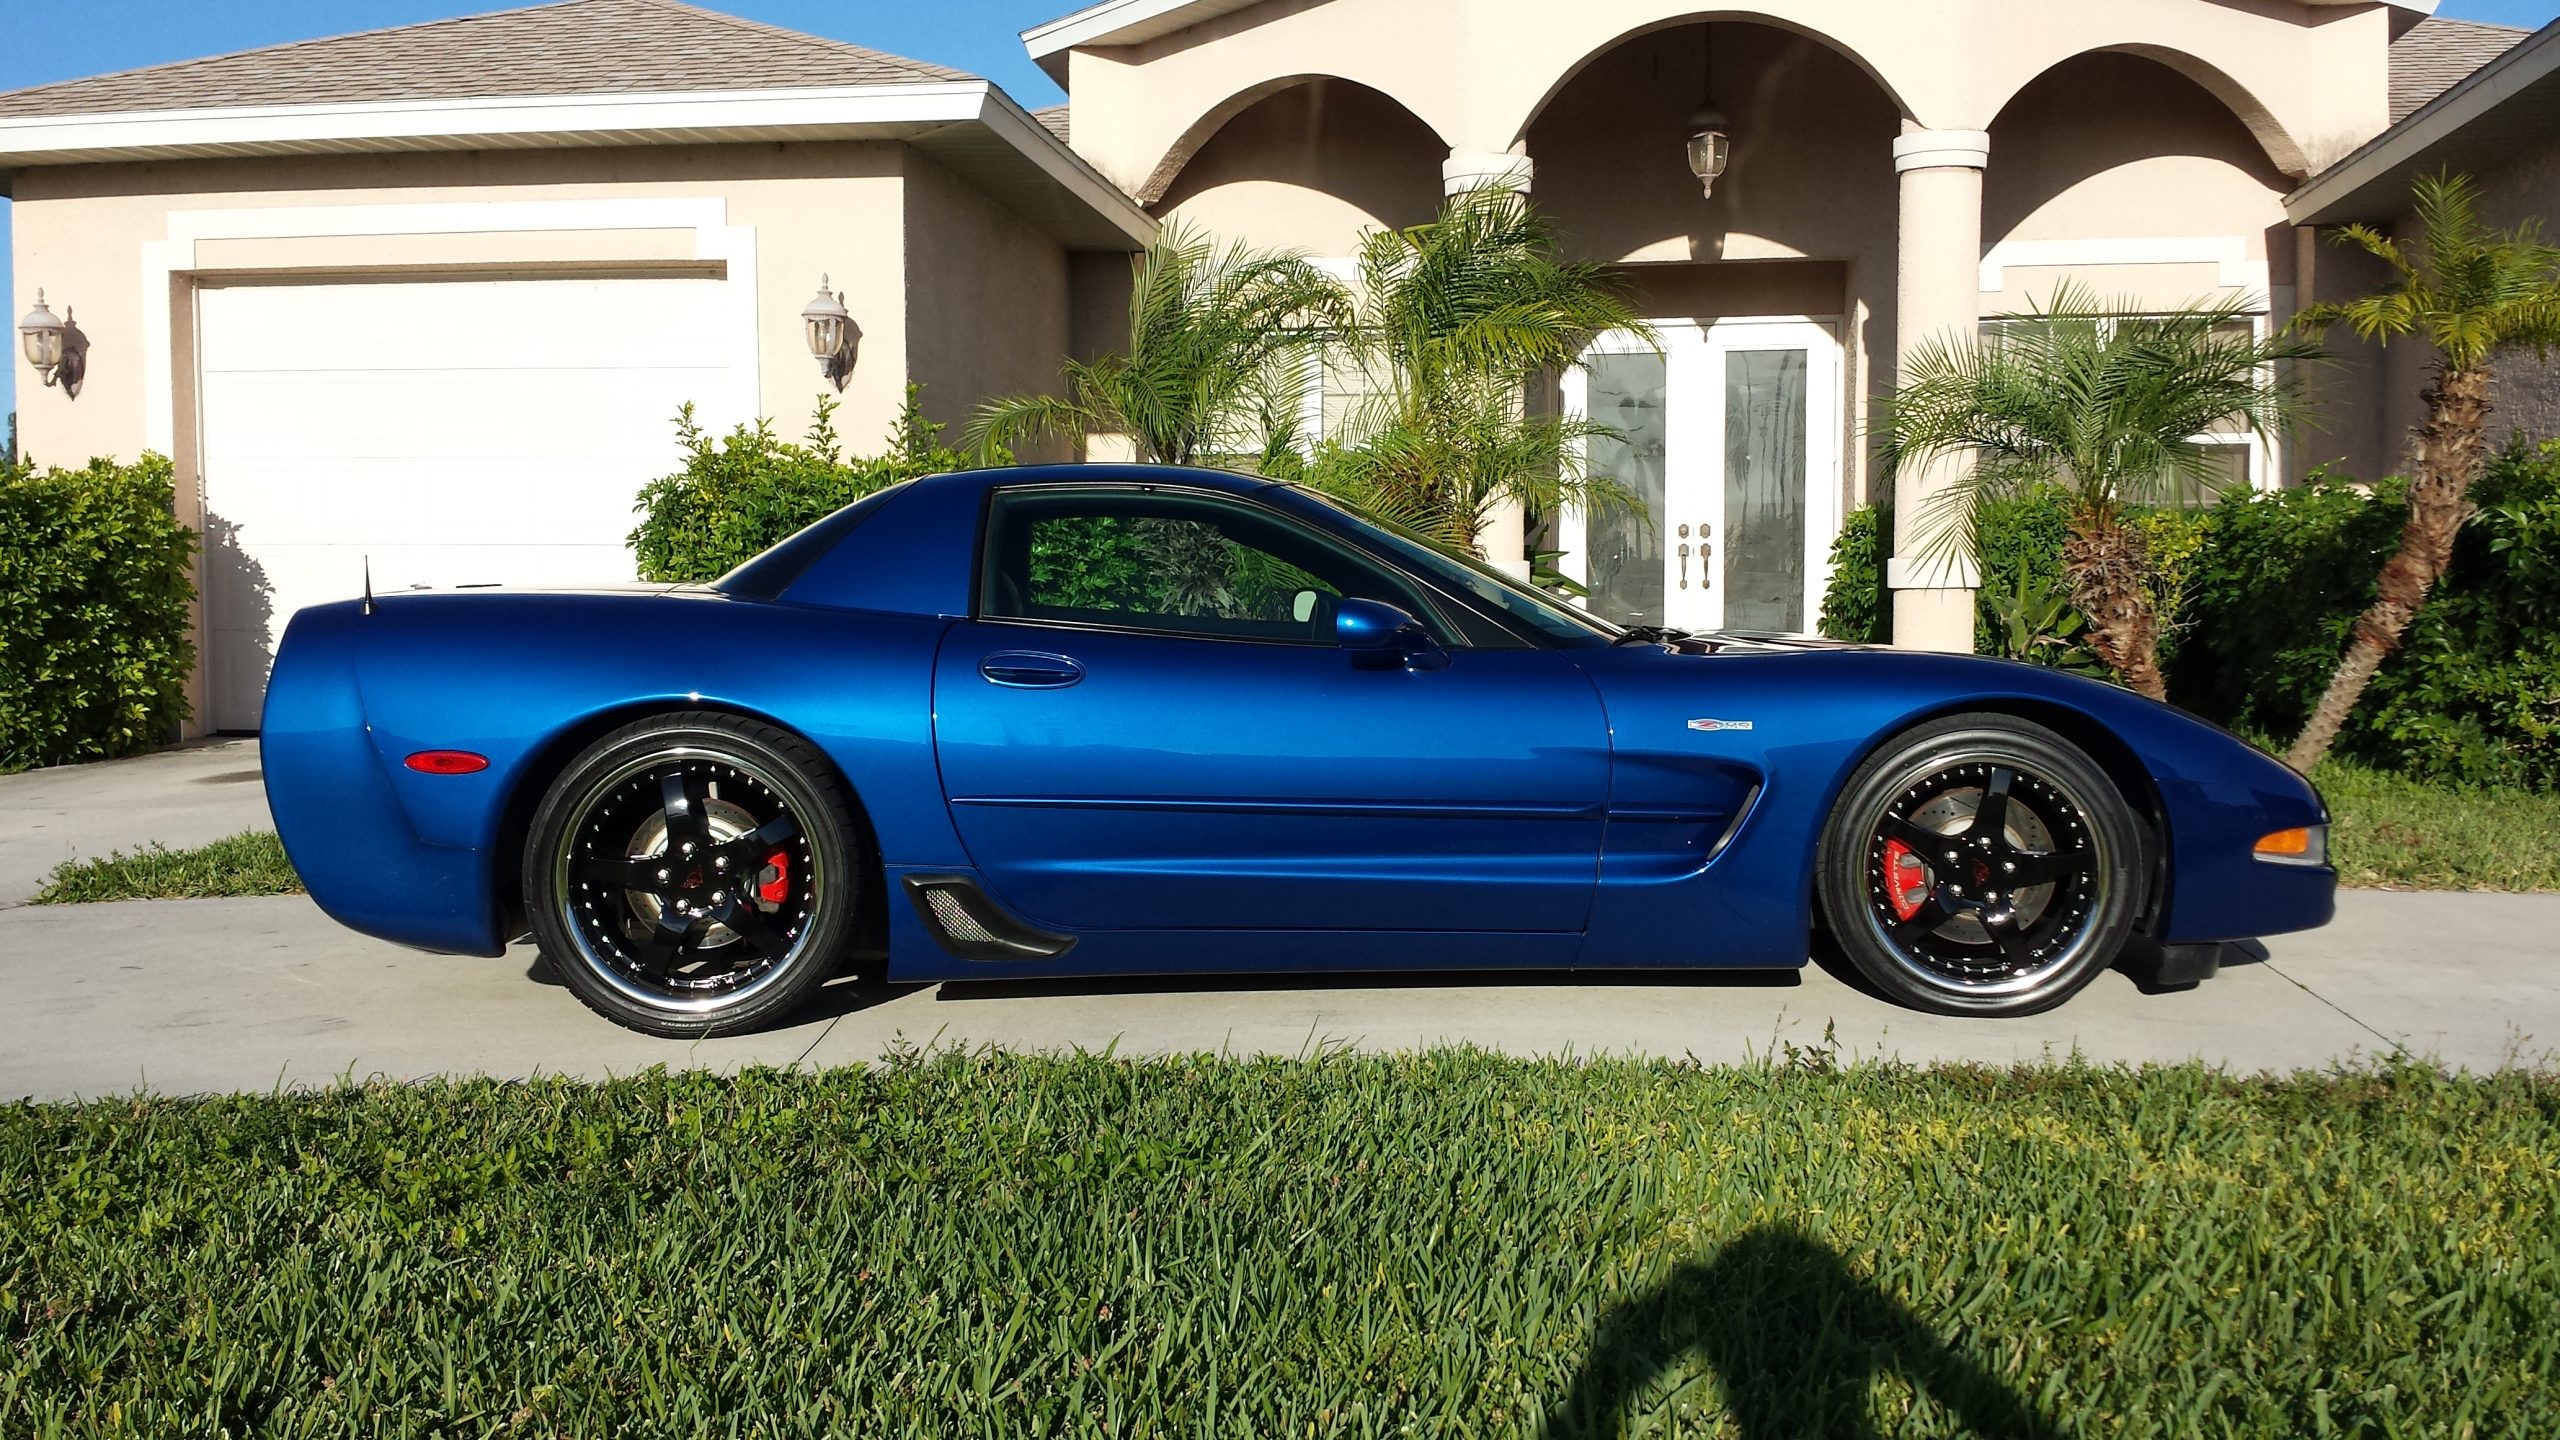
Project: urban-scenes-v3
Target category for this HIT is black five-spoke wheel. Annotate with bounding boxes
[1819,713,2142,1016]
[525,712,862,1036]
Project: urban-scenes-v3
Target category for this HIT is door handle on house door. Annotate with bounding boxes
[1696,522,1713,592]
[1677,524,1690,589]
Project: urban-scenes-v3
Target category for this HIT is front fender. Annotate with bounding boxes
[1572,646,2332,966]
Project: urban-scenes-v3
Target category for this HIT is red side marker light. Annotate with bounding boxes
[404,750,490,775]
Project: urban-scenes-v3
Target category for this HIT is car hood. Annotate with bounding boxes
[1653,629,1866,655]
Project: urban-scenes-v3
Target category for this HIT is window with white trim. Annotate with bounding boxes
[1976,312,2275,502]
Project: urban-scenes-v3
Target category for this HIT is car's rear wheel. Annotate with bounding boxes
[524,712,860,1036]
[1816,712,2142,1017]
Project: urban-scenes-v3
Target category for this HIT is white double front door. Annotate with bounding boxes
[1559,317,1842,634]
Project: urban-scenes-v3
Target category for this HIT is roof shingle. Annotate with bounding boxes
[2391,16,2530,123]
[0,0,975,119]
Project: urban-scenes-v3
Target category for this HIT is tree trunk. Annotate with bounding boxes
[2062,515,2167,701]
[2285,363,2493,774]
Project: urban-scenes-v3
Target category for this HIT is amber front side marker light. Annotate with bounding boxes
[2253,826,2326,865]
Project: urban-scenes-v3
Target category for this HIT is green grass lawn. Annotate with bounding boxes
[29,829,301,904]
[3,1052,2553,1436]
[2314,758,2560,891]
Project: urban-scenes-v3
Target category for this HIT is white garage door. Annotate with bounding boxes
[198,276,743,730]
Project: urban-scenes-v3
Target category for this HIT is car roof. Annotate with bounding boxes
[913,461,1284,500]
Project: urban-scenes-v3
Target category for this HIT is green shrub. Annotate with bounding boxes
[629,388,984,584]
[2170,472,2405,745]
[1815,505,1887,642]
[1820,494,2078,650]
[0,452,196,772]
[1817,490,2195,665]
[1825,445,2560,789]
[2175,444,2560,790]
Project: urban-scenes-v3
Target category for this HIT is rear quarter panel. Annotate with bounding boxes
[263,589,957,955]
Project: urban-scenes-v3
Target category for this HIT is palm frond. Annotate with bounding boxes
[1881,283,2320,568]
[2293,172,2560,371]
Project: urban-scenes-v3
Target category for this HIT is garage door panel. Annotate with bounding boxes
[200,276,742,730]
[200,279,735,372]
[200,369,727,462]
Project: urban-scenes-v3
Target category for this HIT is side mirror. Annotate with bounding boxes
[1329,597,1450,672]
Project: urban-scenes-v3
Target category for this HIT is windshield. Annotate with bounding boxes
[1288,487,1625,646]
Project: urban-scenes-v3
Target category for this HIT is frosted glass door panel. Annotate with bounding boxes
[1721,349,1809,632]
[1583,351,1670,627]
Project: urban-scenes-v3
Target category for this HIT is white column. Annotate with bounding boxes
[1887,128,1990,653]
[1442,150,1534,198]
[1444,147,1538,578]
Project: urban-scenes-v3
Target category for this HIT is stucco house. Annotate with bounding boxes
[0,0,2549,732]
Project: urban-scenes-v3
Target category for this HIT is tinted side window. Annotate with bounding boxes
[983,488,1442,644]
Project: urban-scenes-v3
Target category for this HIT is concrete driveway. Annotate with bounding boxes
[2,888,2550,1101]
[0,739,270,904]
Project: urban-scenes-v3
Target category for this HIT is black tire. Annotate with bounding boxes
[1815,712,2143,1017]
[523,711,862,1036]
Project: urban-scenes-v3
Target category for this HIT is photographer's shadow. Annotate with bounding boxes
[1541,1226,2061,1440]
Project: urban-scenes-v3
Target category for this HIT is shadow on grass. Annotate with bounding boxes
[1540,1226,2062,1440]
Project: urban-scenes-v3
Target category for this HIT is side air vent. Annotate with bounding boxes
[901,875,1077,963]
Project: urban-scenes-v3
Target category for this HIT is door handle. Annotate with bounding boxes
[979,651,1084,689]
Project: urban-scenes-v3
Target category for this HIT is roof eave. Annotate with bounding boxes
[1021,0,1268,85]
[2290,19,2560,226]
[1019,0,2440,88]
[0,80,1155,249]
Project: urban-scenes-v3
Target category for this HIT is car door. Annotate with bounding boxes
[931,482,1612,934]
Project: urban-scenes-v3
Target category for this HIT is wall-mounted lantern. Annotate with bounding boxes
[18,288,81,398]
[801,276,856,391]
[1686,108,1733,200]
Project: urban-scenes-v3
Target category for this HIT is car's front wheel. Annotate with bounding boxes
[524,711,861,1036]
[1816,712,2143,1017]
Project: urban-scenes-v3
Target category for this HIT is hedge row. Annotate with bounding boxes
[0,452,196,772]
[1819,441,2560,791]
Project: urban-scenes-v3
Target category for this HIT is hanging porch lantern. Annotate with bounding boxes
[1686,108,1733,199]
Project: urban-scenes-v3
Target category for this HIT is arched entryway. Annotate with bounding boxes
[1148,76,1446,256]
[1525,19,1902,633]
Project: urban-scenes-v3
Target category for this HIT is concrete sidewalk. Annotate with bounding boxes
[0,739,270,905]
[1,888,2548,1101]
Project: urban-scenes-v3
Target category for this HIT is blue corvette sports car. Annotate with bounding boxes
[264,464,2334,1035]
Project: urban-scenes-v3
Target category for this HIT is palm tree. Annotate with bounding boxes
[2283,173,2560,773]
[1880,286,2318,700]
[1307,188,1652,554]
[968,223,1344,467]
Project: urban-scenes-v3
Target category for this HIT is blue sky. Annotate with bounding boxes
[5,0,2557,424]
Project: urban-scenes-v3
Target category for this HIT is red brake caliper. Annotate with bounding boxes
[757,851,791,904]
[1880,838,1929,923]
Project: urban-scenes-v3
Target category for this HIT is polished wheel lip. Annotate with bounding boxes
[550,744,825,1016]
[1857,752,2108,1001]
